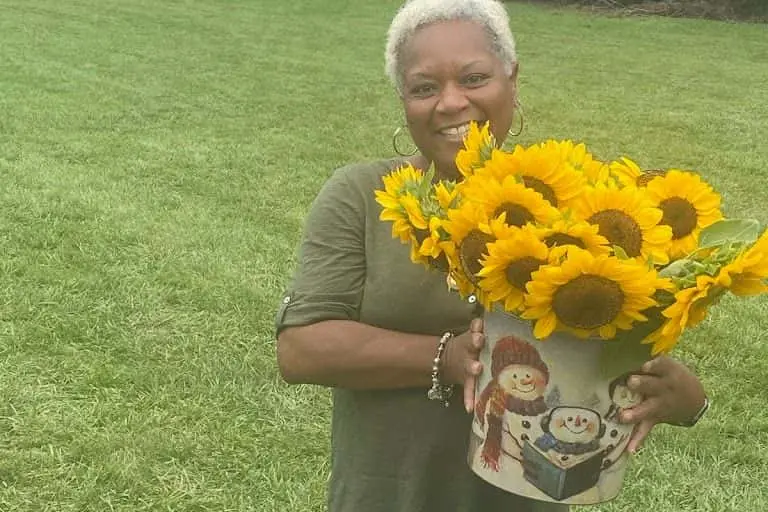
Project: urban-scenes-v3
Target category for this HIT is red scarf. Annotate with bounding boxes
[476,381,547,470]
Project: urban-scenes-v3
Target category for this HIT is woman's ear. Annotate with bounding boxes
[508,62,520,103]
[509,61,520,86]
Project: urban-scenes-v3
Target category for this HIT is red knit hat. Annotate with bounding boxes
[490,336,549,381]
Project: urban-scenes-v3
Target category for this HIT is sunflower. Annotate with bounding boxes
[571,183,673,264]
[434,181,460,210]
[534,214,612,258]
[462,174,559,230]
[413,216,452,271]
[542,139,611,185]
[477,225,550,312]
[609,157,669,188]
[645,274,720,354]
[462,146,519,185]
[443,202,495,286]
[400,193,428,230]
[374,164,427,243]
[507,142,587,208]
[522,248,669,340]
[711,230,768,296]
[644,170,723,259]
[455,121,496,179]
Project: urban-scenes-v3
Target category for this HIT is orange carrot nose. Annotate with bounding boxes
[521,377,532,386]
[574,416,582,427]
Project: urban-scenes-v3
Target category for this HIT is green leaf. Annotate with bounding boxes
[660,258,688,278]
[599,336,654,379]
[612,245,630,260]
[698,219,762,249]
[599,316,662,379]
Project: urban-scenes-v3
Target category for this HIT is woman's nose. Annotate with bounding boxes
[436,82,469,113]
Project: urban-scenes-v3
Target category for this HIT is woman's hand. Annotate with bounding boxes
[619,356,707,453]
[443,317,485,413]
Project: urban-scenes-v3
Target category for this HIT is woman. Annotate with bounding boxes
[275,1,708,511]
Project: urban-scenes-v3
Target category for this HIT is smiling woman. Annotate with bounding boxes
[395,18,519,180]
[274,1,708,511]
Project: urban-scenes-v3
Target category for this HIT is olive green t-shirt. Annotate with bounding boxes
[275,159,568,512]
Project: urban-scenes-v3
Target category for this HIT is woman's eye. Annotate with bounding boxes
[464,73,489,86]
[410,83,436,97]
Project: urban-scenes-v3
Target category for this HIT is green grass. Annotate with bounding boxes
[0,0,766,510]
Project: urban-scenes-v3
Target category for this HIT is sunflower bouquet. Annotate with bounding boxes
[375,122,768,355]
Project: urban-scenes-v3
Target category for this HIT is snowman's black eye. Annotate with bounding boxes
[512,374,517,379]
[525,374,530,379]
[567,417,573,422]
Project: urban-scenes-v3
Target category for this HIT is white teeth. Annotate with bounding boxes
[441,122,472,140]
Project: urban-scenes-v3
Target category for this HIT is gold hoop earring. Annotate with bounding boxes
[393,125,418,156]
[508,101,524,137]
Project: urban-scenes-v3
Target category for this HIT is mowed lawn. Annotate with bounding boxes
[1,0,766,510]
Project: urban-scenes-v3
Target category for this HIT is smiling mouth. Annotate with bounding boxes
[564,425,588,435]
[515,383,535,393]
[438,121,485,142]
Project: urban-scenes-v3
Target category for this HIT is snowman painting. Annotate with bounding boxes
[474,336,550,471]
[520,406,608,501]
[605,373,643,422]
[468,314,646,505]
[534,407,606,458]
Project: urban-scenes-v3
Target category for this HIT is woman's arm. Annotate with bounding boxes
[277,319,485,400]
[275,164,484,404]
[277,320,441,389]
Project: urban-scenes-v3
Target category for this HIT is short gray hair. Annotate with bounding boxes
[384,0,517,93]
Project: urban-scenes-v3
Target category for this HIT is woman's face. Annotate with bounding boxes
[399,19,518,179]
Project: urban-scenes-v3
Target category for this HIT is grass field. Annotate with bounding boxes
[1,0,767,510]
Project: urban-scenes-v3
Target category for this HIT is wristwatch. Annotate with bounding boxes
[676,396,710,427]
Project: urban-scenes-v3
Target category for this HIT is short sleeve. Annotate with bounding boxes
[275,166,368,336]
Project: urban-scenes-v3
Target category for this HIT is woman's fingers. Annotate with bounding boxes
[627,419,655,454]
[627,373,665,398]
[463,356,482,413]
[619,396,660,424]
[464,374,476,413]
[461,318,484,413]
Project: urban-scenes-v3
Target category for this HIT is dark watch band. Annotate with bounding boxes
[675,396,709,427]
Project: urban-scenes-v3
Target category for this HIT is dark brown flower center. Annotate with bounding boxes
[505,257,547,290]
[588,210,643,257]
[459,229,495,283]
[522,176,558,206]
[659,197,698,239]
[493,202,535,227]
[544,233,587,249]
[636,169,667,187]
[552,275,625,330]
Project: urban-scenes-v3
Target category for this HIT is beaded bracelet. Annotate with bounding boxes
[427,332,454,407]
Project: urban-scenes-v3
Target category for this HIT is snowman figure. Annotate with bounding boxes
[605,373,643,422]
[474,336,550,471]
[534,406,605,461]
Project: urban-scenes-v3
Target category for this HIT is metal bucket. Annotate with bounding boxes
[468,309,643,505]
